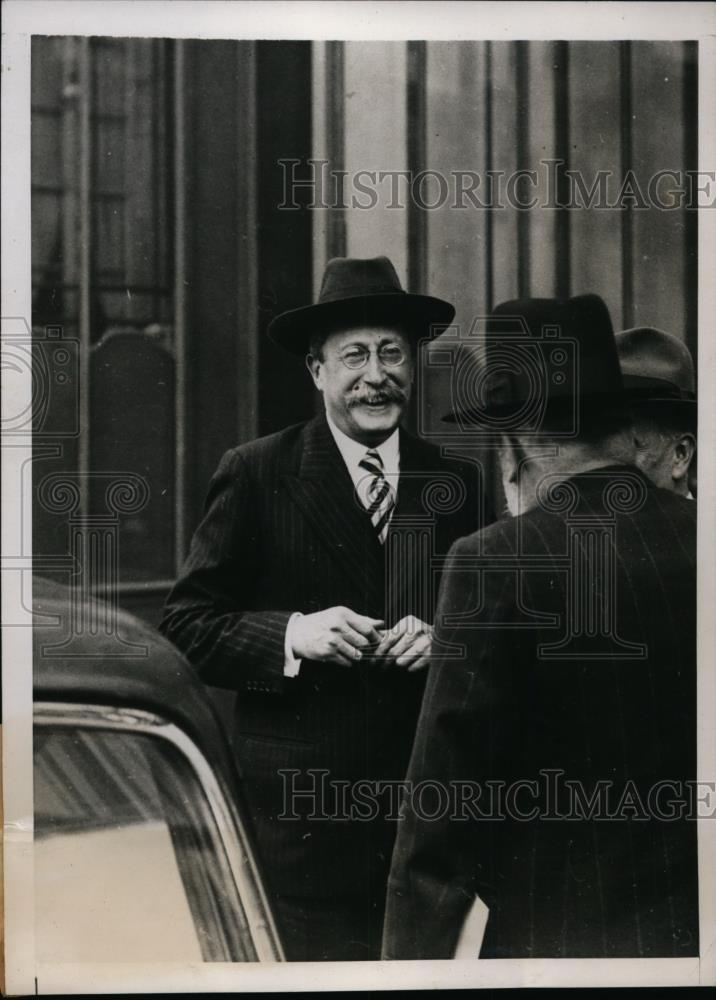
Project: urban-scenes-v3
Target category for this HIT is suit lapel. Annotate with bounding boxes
[284,415,385,595]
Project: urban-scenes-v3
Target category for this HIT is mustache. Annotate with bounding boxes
[349,386,407,407]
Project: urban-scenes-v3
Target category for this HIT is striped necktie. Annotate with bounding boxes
[358,448,396,544]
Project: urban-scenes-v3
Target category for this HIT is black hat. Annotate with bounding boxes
[267,255,455,355]
[442,294,624,430]
[616,327,696,411]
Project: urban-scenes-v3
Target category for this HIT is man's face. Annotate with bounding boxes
[633,420,673,490]
[632,412,695,495]
[308,325,414,445]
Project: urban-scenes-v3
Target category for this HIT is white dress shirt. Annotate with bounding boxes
[325,412,401,506]
[283,414,401,677]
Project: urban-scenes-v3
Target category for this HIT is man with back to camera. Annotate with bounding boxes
[616,326,697,497]
[160,255,490,960]
[382,295,698,960]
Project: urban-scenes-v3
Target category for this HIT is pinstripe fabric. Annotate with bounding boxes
[160,415,489,913]
[383,467,697,959]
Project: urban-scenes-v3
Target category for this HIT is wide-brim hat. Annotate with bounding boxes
[267,255,455,355]
[616,327,696,410]
[442,293,624,429]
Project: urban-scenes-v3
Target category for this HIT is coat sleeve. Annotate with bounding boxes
[159,448,291,693]
[382,528,517,959]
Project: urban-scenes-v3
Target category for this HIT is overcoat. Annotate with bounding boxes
[383,466,698,959]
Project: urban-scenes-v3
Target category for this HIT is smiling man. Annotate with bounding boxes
[160,256,489,960]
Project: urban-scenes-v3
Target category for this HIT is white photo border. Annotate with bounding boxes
[2,1,715,993]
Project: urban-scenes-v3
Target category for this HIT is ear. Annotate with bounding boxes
[688,454,698,497]
[672,432,696,484]
[306,353,322,390]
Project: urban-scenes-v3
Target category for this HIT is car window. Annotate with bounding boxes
[34,720,260,963]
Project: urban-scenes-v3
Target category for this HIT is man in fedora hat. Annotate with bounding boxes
[616,327,697,497]
[383,295,698,959]
[160,255,488,960]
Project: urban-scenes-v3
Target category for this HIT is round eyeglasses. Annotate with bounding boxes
[339,345,407,370]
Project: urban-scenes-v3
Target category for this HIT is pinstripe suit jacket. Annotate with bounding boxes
[160,414,488,898]
[383,466,698,958]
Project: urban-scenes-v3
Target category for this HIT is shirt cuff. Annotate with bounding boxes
[283,612,304,678]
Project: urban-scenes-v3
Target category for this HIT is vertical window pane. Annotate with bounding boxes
[90,38,173,331]
[32,37,179,586]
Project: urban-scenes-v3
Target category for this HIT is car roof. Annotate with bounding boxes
[32,576,236,778]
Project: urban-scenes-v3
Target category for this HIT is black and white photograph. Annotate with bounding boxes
[2,0,715,993]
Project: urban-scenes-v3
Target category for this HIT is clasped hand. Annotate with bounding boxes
[291,607,432,672]
[372,615,432,672]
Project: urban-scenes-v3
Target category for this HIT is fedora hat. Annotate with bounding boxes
[267,255,455,355]
[442,293,624,429]
[616,327,696,408]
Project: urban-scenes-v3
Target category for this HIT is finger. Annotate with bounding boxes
[358,641,384,663]
[373,629,401,658]
[386,630,420,662]
[395,633,432,668]
[330,634,364,663]
[375,616,429,657]
[407,652,431,672]
[336,624,372,649]
[376,638,412,670]
[347,624,384,647]
[331,650,356,667]
[345,611,385,639]
[374,617,412,656]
